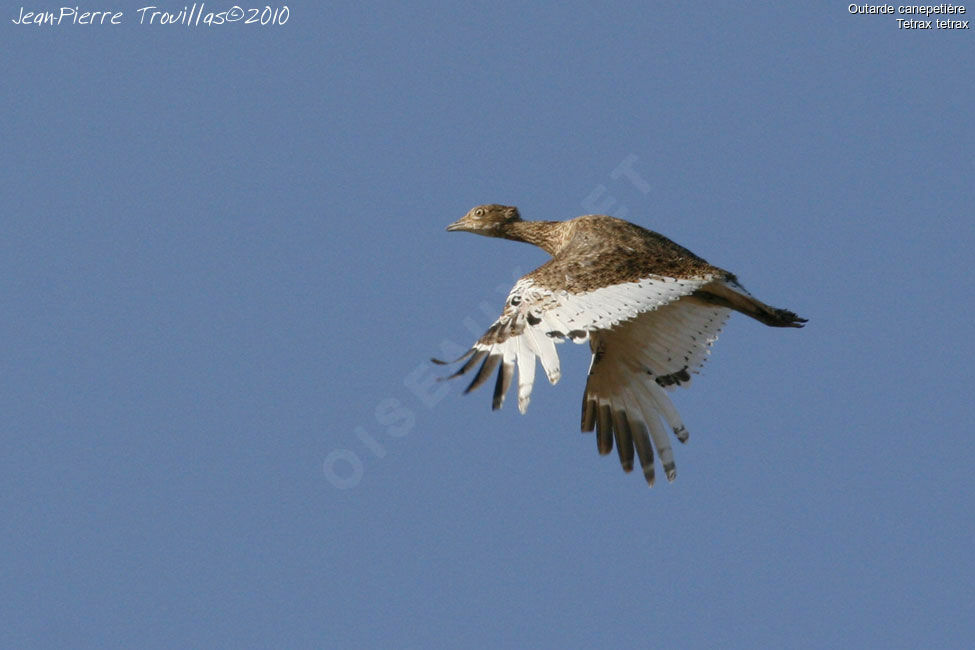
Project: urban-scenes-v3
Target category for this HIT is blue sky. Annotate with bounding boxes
[3,3,973,648]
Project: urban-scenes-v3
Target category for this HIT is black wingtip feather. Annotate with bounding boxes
[581,398,596,432]
[431,348,476,366]
[629,420,655,487]
[452,349,488,380]
[612,410,634,472]
[465,354,501,395]
[492,362,514,410]
[596,404,613,455]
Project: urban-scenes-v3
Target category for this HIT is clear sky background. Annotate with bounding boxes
[3,3,973,648]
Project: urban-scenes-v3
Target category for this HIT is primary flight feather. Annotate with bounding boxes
[435,204,806,487]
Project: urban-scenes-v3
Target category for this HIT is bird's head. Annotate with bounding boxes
[446,204,522,236]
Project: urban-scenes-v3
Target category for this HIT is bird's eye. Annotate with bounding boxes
[474,208,484,217]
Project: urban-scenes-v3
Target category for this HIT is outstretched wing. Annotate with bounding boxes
[580,296,730,486]
[436,269,720,415]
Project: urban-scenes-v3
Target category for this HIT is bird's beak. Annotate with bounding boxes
[445,218,467,232]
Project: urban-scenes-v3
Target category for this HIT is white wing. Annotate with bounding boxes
[437,273,719,415]
[580,297,730,485]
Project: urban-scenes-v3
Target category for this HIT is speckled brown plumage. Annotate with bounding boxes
[448,205,726,293]
[440,203,807,488]
[522,215,726,294]
[446,204,805,327]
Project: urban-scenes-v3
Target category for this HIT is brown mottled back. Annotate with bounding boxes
[484,215,730,293]
[522,215,727,293]
[439,204,806,488]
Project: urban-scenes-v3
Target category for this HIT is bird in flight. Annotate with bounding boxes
[435,204,806,486]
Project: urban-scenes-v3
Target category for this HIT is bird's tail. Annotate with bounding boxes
[692,279,807,328]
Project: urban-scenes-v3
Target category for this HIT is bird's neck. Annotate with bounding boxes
[497,220,565,256]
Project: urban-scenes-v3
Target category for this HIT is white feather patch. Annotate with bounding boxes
[578,297,730,480]
[447,274,721,417]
